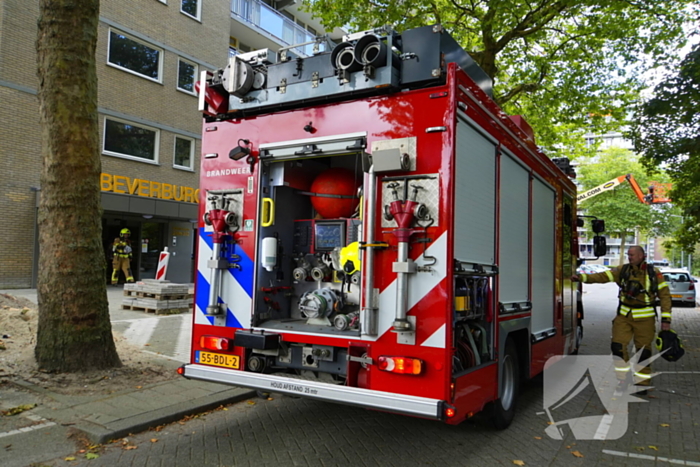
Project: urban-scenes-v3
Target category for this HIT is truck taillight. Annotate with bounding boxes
[200,335,232,351]
[377,356,423,375]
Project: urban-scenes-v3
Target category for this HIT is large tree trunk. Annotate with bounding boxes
[35,0,121,371]
[618,233,628,267]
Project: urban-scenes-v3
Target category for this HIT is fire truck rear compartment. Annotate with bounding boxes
[253,152,364,337]
[247,343,348,379]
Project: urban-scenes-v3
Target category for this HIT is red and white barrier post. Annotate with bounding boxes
[155,247,170,281]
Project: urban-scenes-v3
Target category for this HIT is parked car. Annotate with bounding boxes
[576,264,608,275]
[660,268,697,307]
[576,264,598,275]
[588,264,609,273]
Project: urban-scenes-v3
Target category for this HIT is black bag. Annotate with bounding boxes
[655,330,685,362]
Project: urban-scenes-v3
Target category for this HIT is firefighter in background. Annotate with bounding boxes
[112,228,135,285]
[572,245,671,395]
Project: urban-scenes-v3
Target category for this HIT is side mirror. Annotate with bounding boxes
[591,219,605,234]
[593,236,607,257]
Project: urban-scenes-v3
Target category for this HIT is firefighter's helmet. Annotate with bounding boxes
[655,330,685,362]
[120,228,131,238]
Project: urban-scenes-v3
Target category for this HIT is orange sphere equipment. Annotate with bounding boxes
[310,168,359,219]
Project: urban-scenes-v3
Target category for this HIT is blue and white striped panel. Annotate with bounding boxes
[195,228,254,328]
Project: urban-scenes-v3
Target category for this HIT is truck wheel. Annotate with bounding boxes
[492,338,519,430]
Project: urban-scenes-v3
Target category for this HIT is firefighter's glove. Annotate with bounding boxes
[661,319,671,332]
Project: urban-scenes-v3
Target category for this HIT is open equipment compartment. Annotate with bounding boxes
[253,141,366,337]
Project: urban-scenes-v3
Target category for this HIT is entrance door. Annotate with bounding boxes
[167,221,195,284]
[140,222,166,280]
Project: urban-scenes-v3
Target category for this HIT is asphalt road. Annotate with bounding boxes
[31,282,700,467]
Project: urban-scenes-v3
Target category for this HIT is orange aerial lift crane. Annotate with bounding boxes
[577,174,671,204]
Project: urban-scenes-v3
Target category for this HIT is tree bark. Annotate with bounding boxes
[619,233,628,267]
[35,0,121,371]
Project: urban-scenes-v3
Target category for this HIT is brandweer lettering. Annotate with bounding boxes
[206,167,251,177]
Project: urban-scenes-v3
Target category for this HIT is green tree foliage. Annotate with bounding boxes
[576,148,676,265]
[36,0,122,371]
[631,42,700,252]
[302,0,695,155]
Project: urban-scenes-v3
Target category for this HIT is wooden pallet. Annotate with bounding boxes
[120,305,190,315]
[123,290,191,300]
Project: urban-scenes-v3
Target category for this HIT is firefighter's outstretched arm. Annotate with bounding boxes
[573,267,619,285]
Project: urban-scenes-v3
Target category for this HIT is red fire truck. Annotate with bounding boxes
[179,24,602,428]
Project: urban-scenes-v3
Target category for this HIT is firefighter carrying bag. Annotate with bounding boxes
[655,330,685,362]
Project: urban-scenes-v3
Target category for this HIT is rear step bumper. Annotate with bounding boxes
[182,364,444,420]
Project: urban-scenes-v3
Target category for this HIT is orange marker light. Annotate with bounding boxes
[377,356,423,375]
[199,335,231,351]
[445,407,456,418]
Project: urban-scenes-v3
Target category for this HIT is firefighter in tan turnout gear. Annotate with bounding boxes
[572,245,671,394]
[111,228,135,285]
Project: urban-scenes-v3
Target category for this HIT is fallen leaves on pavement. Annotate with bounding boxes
[1,403,37,416]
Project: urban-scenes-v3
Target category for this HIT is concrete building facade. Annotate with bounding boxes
[0,0,337,288]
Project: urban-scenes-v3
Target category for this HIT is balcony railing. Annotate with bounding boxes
[231,0,323,56]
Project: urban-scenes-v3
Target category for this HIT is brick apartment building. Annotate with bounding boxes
[0,0,337,288]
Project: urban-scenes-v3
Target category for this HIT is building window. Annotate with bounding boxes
[174,136,194,170]
[177,58,197,94]
[103,118,159,162]
[108,29,162,82]
[181,0,200,20]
